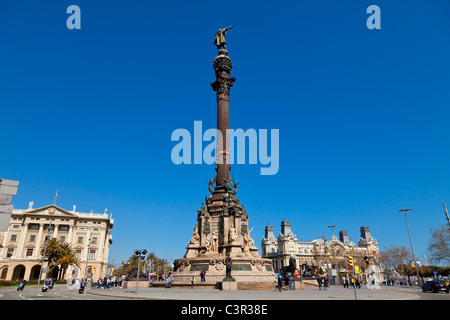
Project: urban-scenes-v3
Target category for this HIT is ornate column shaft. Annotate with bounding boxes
[211,49,236,193]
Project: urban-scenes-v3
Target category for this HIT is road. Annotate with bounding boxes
[0,284,449,300]
[0,284,121,300]
[391,286,450,300]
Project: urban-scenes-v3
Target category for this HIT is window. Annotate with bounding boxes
[79,227,85,232]
[93,228,99,232]
[30,225,39,230]
[10,235,17,241]
[29,235,36,242]
[75,249,82,259]
[88,249,96,259]
[12,225,20,229]
[26,249,33,257]
[60,226,69,231]
[59,236,66,243]
[91,237,97,244]
[77,237,83,243]
[6,248,14,257]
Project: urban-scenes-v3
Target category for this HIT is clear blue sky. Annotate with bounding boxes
[1,0,450,267]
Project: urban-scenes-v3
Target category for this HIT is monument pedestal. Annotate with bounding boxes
[293,280,305,290]
[222,281,238,291]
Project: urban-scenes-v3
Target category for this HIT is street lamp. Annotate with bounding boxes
[38,221,52,285]
[399,208,421,286]
[443,203,450,230]
[84,238,92,285]
[134,249,147,293]
[328,225,339,285]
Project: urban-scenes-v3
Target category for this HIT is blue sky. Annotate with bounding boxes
[1,0,450,266]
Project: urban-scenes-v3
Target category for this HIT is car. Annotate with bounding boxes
[422,280,449,293]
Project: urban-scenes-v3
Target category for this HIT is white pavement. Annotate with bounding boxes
[86,285,422,300]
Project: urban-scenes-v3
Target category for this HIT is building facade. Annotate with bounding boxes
[0,203,113,282]
[261,221,382,283]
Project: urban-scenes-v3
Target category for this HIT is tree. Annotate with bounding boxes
[380,246,412,282]
[40,238,81,280]
[40,238,64,265]
[53,243,80,280]
[428,224,450,265]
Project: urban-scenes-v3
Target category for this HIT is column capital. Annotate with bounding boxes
[211,52,235,101]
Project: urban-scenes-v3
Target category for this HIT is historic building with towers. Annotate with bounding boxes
[261,221,382,284]
[0,203,113,282]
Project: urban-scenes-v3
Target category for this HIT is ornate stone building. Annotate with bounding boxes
[261,221,382,283]
[0,203,113,282]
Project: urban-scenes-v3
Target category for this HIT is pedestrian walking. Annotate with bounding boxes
[323,276,329,291]
[284,274,290,291]
[191,276,196,289]
[200,268,206,282]
[277,275,283,292]
[317,274,323,290]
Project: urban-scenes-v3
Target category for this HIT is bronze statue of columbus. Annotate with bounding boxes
[213,26,233,50]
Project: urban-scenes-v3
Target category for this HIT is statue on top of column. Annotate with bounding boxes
[213,26,233,50]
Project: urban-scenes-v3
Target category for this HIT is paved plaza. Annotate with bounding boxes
[85,284,424,300]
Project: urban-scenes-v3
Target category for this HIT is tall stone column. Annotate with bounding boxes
[67,224,74,244]
[33,223,45,259]
[16,222,29,258]
[211,49,235,193]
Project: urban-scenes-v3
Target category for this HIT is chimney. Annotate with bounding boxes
[264,226,275,240]
[360,226,372,239]
[339,230,349,243]
[281,220,292,236]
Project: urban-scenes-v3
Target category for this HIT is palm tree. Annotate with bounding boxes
[54,243,80,280]
[146,252,157,274]
[40,238,63,264]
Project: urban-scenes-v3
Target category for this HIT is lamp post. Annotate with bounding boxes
[399,208,421,285]
[328,225,339,285]
[38,221,52,285]
[443,203,450,230]
[84,238,92,286]
[134,249,147,293]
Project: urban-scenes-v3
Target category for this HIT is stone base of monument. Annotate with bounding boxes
[293,280,304,290]
[122,280,151,289]
[172,255,275,290]
[221,280,237,291]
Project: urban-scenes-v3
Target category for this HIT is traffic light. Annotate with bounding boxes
[364,255,369,265]
[347,256,353,269]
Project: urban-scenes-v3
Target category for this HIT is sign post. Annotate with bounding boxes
[0,178,20,227]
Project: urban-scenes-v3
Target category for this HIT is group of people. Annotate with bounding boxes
[316,274,330,290]
[341,275,362,289]
[274,273,369,291]
[189,268,208,288]
[274,274,295,292]
[96,276,124,289]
